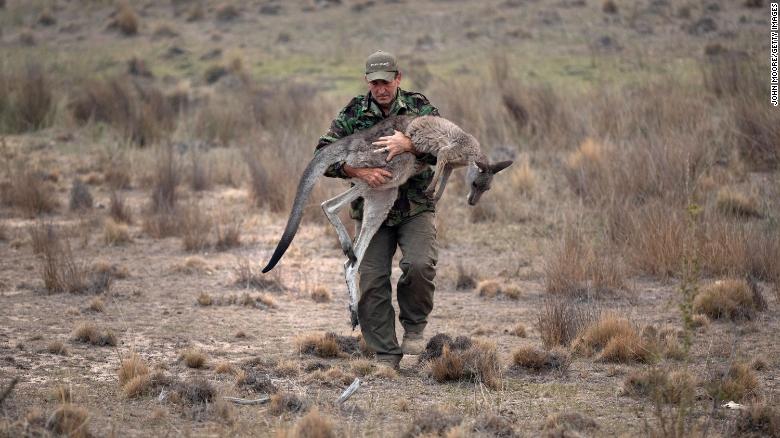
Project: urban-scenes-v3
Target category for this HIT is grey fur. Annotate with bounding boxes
[262,115,513,328]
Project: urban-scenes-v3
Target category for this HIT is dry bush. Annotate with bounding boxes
[0,62,54,133]
[109,191,133,224]
[700,220,780,282]
[693,279,764,321]
[477,280,500,298]
[69,76,173,146]
[733,402,780,437]
[421,334,501,390]
[214,361,235,375]
[233,258,285,291]
[536,297,598,349]
[275,360,300,377]
[214,215,241,250]
[197,292,212,306]
[180,349,207,368]
[572,314,657,363]
[110,2,139,36]
[707,362,759,402]
[181,203,212,251]
[88,297,104,313]
[285,409,336,438]
[455,262,477,290]
[295,333,340,358]
[150,145,180,213]
[545,229,625,297]
[39,235,86,294]
[542,411,599,437]
[69,180,93,211]
[118,352,149,387]
[269,392,307,415]
[716,187,762,218]
[2,168,59,216]
[619,202,687,278]
[45,404,89,438]
[511,346,570,373]
[309,286,331,303]
[103,218,131,245]
[733,97,780,171]
[621,368,696,405]
[71,322,117,346]
[510,323,526,337]
[402,409,462,438]
[47,340,68,355]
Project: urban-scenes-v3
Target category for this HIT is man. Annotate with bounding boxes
[315,50,439,369]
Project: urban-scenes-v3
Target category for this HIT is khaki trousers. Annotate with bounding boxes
[357,212,438,359]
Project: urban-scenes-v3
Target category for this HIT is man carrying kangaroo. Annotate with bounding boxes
[315,51,438,369]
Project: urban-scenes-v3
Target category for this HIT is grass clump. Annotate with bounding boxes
[71,322,117,346]
[572,314,657,363]
[180,349,207,369]
[45,404,89,438]
[420,334,502,390]
[542,411,599,437]
[536,297,598,348]
[693,279,765,321]
[511,346,570,374]
[707,362,759,402]
[716,188,762,218]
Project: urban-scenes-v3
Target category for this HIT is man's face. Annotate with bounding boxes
[366,72,402,107]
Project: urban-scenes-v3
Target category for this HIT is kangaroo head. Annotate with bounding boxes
[466,160,513,205]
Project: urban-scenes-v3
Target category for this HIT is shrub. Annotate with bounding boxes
[2,168,59,217]
[693,279,763,321]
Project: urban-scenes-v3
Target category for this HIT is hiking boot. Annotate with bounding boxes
[375,354,402,370]
[401,331,426,355]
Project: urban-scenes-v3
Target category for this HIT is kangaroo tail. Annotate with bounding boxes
[262,146,343,273]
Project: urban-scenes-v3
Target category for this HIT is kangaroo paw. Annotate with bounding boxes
[344,246,356,264]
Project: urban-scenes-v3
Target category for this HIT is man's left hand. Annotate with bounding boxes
[373,130,415,162]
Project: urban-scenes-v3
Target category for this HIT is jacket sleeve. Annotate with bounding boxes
[316,111,353,179]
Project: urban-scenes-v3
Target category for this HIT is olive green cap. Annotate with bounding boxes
[365,50,398,82]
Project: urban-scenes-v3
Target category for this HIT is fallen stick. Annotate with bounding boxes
[336,378,361,405]
[0,378,18,407]
[224,396,271,405]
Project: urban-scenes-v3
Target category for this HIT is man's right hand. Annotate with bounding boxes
[343,164,392,188]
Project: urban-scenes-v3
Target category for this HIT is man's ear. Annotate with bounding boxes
[395,70,403,83]
[490,160,513,174]
[475,161,489,173]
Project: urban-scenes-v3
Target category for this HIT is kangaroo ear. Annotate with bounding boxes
[490,160,513,174]
[475,161,489,173]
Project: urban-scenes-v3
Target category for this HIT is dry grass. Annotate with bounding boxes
[621,368,696,405]
[109,191,132,224]
[295,333,340,358]
[285,408,336,438]
[181,203,212,252]
[510,323,526,337]
[197,292,213,306]
[0,62,54,133]
[103,218,131,246]
[1,168,59,217]
[716,187,762,218]
[49,385,71,403]
[118,352,149,387]
[545,229,625,297]
[693,279,763,321]
[214,362,235,375]
[71,322,117,346]
[572,315,657,363]
[69,179,93,211]
[38,234,92,294]
[511,346,570,373]
[309,286,331,303]
[543,411,599,437]
[180,349,207,369]
[88,297,104,313]
[708,362,759,402]
[424,336,501,390]
[111,2,139,36]
[233,258,285,291]
[536,297,598,349]
[214,215,241,251]
[733,402,780,437]
[402,409,462,438]
[269,392,307,415]
[455,262,477,290]
[47,340,68,355]
[477,280,500,298]
[45,404,89,438]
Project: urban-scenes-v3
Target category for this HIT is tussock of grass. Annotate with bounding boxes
[69,180,93,211]
[109,191,133,224]
[572,315,657,363]
[285,409,336,438]
[45,404,89,438]
[707,362,759,402]
[309,286,331,303]
[269,392,307,415]
[477,280,521,300]
[420,334,501,390]
[693,279,764,321]
[180,349,207,369]
[110,2,139,36]
[510,323,527,337]
[536,298,598,349]
[716,187,762,218]
[542,411,599,437]
[233,258,285,291]
[88,297,104,313]
[214,361,235,375]
[197,292,212,306]
[734,403,780,437]
[621,368,696,405]
[47,340,68,355]
[455,262,477,290]
[2,168,59,217]
[402,409,462,438]
[118,352,149,387]
[473,414,517,438]
[103,218,131,246]
[71,322,117,346]
[511,346,570,373]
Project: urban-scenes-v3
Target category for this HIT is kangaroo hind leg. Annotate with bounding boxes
[321,185,365,263]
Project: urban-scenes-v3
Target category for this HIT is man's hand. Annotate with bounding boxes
[343,164,392,188]
[373,130,415,162]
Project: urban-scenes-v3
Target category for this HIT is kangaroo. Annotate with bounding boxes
[261,115,512,328]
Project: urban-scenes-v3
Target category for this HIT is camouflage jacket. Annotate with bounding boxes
[315,89,440,226]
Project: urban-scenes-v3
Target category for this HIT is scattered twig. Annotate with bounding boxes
[336,378,361,405]
[224,396,271,405]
